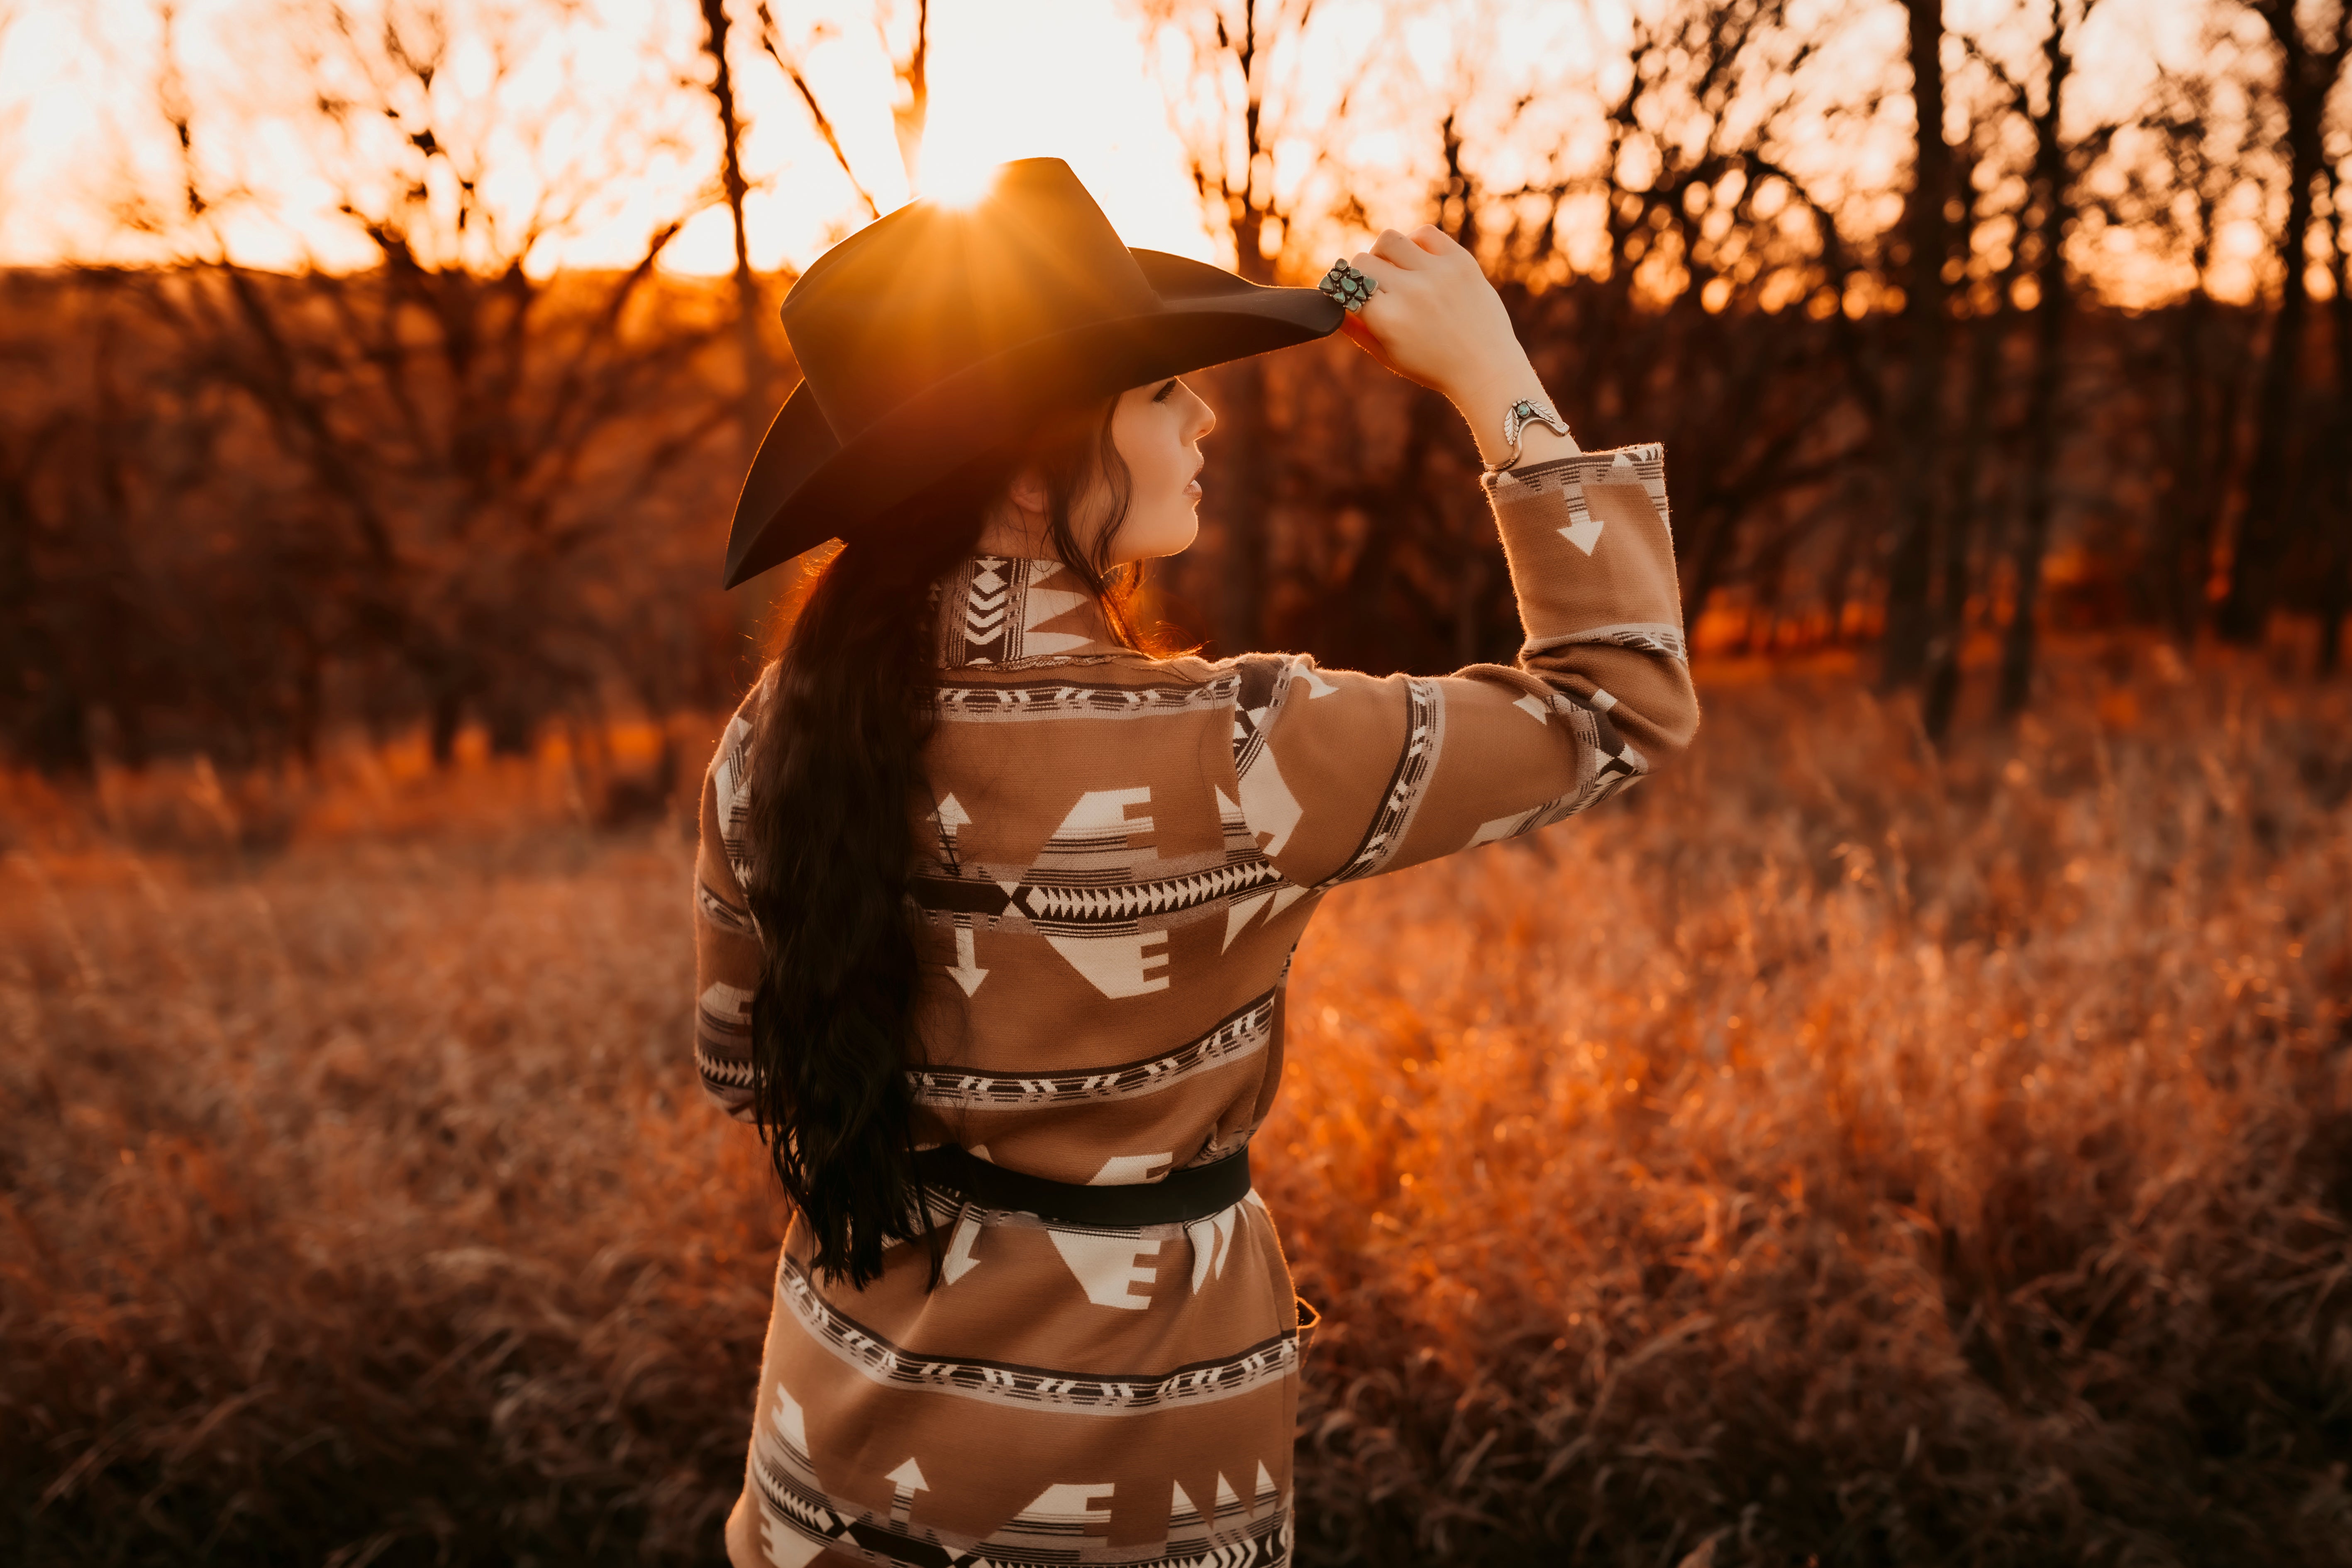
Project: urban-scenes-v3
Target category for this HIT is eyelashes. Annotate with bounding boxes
[1152,378,1178,404]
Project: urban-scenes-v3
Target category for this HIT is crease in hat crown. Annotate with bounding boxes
[721,156,1344,588]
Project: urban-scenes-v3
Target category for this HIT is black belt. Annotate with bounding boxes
[915,1144,1251,1228]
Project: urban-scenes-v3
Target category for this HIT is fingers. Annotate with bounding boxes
[1367,227,1427,269]
[1346,248,1410,295]
[1408,223,1466,260]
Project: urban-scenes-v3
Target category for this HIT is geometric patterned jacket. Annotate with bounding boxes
[692,444,1699,1568]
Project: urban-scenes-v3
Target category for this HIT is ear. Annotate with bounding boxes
[1004,465,1052,516]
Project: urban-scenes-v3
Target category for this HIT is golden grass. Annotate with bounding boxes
[4,646,2348,1566]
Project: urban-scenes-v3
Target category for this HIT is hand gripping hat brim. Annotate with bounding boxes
[721,159,1345,588]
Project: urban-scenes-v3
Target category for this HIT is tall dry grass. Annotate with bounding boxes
[3,645,2348,1567]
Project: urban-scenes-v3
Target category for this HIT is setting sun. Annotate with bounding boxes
[916,143,1008,210]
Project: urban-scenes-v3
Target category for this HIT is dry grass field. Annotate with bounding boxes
[4,644,2348,1567]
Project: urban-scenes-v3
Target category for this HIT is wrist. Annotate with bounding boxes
[1440,348,1540,413]
[1447,360,1573,469]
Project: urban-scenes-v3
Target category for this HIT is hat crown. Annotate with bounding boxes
[721,158,1340,588]
[781,159,1161,438]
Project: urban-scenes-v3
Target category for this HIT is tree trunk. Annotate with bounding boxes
[1679,497,1741,637]
[1999,262,2069,715]
[0,446,86,771]
[429,685,466,768]
[1828,503,1873,644]
[1924,306,2008,739]
[699,0,788,671]
[888,0,930,191]
[2219,8,2330,644]
[1881,0,1952,689]
[2320,177,2352,675]
[1997,0,2081,717]
[697,0,766,455]
[2156,282,2216,639]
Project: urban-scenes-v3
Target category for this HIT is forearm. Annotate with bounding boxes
[1484,444,1698,763]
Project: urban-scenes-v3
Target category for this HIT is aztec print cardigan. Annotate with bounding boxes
[694,444,1700,1568]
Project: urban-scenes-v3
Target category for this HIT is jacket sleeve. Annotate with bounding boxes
[691,688,766,1121]
[1229,442,1699,890]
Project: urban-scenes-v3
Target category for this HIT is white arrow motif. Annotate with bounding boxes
[949,921,988,996]
[884,1456,928,1522]
[941,1211,983,1283]
[933,796,986,996]
[1560,515,1605,555]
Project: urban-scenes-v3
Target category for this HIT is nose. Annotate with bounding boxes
[1188,390,1216,442]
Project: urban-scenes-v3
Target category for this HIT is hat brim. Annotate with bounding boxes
[721,250,1344,588]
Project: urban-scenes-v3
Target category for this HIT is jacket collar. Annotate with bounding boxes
[935,554,1122,668]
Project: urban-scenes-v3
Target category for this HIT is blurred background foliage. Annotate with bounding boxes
[3,0,2350,781]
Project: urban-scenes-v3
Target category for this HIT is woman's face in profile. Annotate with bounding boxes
[1102,375,1216,564]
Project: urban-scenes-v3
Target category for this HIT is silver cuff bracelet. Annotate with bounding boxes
[1483,397,1575,478]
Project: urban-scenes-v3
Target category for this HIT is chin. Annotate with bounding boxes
[1114,507,1200,563]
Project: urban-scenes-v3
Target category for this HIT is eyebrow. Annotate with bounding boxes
[1151,378,1178,403]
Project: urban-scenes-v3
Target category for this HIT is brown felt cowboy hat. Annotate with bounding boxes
[721,156,1346,588]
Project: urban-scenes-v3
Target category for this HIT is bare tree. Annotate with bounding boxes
[2320,152,2352,673]
[683,2,935,672]
[125,1,732,763]
[1920,87,2037,740]
[695,0,800,678]
[1978,0,2119,715]
[750,0,930,211]
[2125,58,2264,644]
[2216,0,2352,644]
[697,0,772,458]
[1496,0,1879,621]
[1880,0,1957,690]
[881,0,930,191]
[1258,0,1879,669]
[1142,0,1354,654]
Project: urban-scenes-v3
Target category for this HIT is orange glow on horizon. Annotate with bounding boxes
[0,0,1232,276]
[0,0,2275,308]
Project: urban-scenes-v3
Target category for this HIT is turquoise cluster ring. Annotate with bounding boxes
[1318,258,1377,313]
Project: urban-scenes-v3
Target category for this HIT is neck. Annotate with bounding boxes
[971,496,1072,560]
[934,554,1122,667]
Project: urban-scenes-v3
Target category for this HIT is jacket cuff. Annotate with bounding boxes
[1484,443,1686,656]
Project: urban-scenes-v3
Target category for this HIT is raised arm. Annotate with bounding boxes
[1225,227,1699,889]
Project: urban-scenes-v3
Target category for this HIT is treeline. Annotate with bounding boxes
[1147,0,2352,742]
[2,0,2348,773]
[0,263,754,771]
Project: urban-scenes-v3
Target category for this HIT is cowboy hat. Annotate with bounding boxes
[722,156,1345,588]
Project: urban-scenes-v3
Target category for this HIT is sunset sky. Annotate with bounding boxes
[0,0,2273,304]
[0,0,1241,271]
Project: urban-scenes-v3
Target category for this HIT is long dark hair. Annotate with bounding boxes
[738,395,1147,1287]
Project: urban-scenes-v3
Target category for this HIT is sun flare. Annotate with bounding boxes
[916,149,1003,210]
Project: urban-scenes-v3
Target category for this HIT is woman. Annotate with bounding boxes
[693,158,1698,1568]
